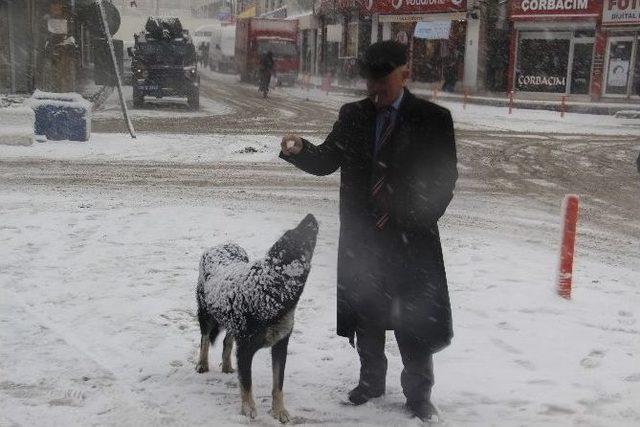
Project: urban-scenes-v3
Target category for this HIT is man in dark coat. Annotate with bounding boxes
[279,41,458,422]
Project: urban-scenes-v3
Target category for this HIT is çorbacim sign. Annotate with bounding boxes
[510,0,601,18]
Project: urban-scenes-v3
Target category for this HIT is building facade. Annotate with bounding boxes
[508,0,601,98]
[1,0,79,94]
[507,0,639,100]
[312,0,495,92]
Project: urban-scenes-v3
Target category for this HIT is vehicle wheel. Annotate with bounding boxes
[188,88,200,110]
[133,87,144,108]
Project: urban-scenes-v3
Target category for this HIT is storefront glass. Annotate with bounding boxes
[406,20,465,84]
[605,38,634,95]
[515,32,570,93]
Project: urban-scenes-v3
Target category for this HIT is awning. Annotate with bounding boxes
[237,6,256,19]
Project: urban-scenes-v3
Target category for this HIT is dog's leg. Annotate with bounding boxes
[271,333,291,424]
[221,332,235,373]
[237,340,260,419]
[196,310,219,373]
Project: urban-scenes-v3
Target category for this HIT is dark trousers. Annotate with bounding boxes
[356,326,434,404]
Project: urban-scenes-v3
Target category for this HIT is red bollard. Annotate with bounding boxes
[557,194,580,299]
[508,90,514,115]
[432,87,438,101]
[561,95,567,118]
[321,73,331,95]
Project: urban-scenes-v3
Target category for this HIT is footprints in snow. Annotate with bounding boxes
[580,350,606,369]
[155,309,196,333]
[0,381,89,408]
[48,389,87,407]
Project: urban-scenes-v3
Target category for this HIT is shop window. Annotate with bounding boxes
[410,20,465,84]
[605,39,634,95]
[346,22,358,58]
[516,33,570,93]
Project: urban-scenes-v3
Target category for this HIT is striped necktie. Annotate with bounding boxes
[372,107,396,230]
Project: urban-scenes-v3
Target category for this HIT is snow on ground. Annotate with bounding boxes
[2,79,639,425]
[0,106,35,146]
[92,85,233,119]
[0,133,281,163]
[1,183,638,427]
[440,101,640,136]
[1,130,639,426]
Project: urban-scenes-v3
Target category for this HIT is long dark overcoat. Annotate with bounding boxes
[281,89,458,353]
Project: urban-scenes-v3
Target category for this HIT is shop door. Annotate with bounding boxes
[604,37,635,96]
[569,42,594,95]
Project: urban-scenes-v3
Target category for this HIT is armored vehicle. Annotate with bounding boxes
[129,17,200,109]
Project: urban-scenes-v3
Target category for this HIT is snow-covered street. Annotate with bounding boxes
[1,71,639,426]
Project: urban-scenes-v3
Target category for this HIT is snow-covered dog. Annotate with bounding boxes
[195,214,319,423]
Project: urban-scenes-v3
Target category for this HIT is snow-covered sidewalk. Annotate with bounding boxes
[279,84,640,136]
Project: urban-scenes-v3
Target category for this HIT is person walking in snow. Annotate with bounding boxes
[259,51,275,94]
[279,40,458,422]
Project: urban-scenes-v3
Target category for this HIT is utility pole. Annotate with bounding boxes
[97,0,136,138]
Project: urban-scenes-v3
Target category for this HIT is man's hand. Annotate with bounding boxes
[281,135,303,156]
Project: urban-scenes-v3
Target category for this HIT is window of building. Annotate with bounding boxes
[516,32,571,93]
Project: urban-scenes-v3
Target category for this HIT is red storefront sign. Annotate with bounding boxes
[361,0,467,14]
[510,0,601,19]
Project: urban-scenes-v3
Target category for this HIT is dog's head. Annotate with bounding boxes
[266,214,319,272]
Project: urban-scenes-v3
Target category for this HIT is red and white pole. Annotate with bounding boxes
[557,194,580,299]
[508,90,514,115]
[322,72,331,95]
[433,87,438,101]
[560,95,567,118]
[463,88,468,110]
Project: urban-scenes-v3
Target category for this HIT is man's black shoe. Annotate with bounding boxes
[405,400,438,422]
[347,385,384,405]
